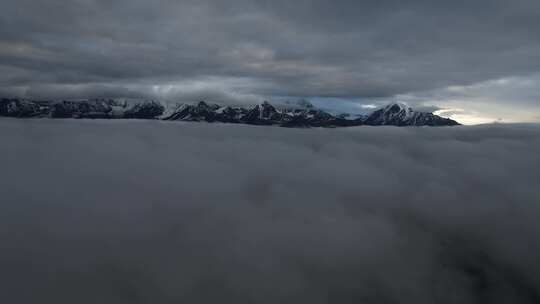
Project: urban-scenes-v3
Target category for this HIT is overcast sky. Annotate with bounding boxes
[1,0,540,123]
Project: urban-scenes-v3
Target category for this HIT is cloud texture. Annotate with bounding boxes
[1,0,540,120]
[1,119,540,303]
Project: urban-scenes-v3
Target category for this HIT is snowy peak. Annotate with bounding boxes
[369,102,415,123]
[160,101,354,127]
[258,101,280,120]
[0,98,460,127]
[365,102,459,126]
[160,101,460,127]
[383,102,413,116]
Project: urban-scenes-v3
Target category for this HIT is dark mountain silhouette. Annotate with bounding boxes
[0,98,460,127]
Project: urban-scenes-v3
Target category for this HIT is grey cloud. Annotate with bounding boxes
[393,73,540,123]
[1,119,540,303]
[1,0,540,105]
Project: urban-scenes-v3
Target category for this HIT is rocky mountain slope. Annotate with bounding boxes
[0,99,164,119]
[0,98,459,127]
[363,102,460,126]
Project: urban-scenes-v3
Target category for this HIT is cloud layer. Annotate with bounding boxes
[1,119,540,303]
[1,0,540,119]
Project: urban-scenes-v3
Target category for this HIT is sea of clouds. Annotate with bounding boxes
[1,119,540,303]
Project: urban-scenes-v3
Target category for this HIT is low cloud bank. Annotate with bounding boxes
[1,120,540,303]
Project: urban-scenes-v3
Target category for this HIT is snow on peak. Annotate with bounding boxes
[381,102,414,118]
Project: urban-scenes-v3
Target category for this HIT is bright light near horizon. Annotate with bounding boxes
[434,108,500,125]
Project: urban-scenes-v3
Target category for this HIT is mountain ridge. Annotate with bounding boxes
[0,98,460,127]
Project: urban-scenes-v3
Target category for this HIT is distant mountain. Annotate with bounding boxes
[364,102,460,126]
[162,101,459,127]
[0,99,48,118]
[0,98,164,119]
[162,101,358,127]
[0,98,460,127]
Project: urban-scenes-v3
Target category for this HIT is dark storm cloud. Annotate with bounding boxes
[1,0,540,102]
[1,120,540,303]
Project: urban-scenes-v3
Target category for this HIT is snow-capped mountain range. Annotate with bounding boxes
[0,98,460,127]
